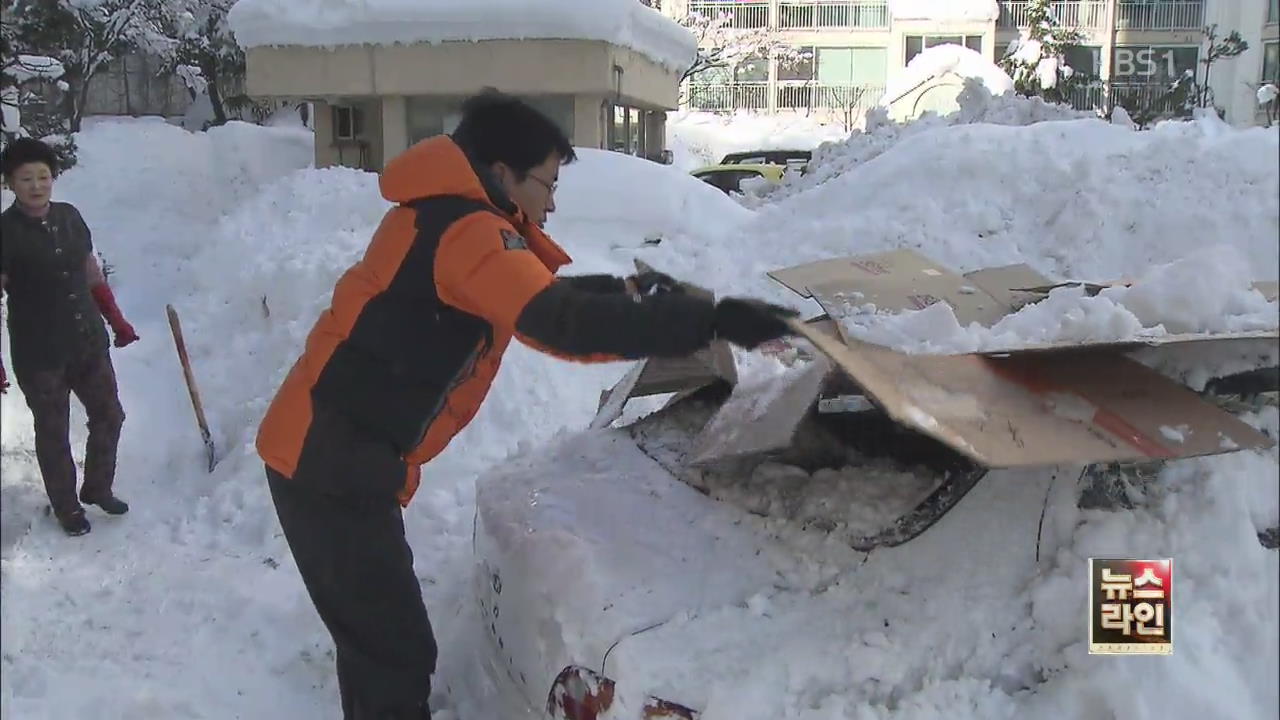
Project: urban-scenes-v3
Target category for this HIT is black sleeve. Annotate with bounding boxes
[559,274,627,294]
[515,279,716,360]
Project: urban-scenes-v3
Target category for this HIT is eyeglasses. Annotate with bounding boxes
[527,173,557,194]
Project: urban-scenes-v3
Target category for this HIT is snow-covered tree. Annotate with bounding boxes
[1,4,77,166]
[676,8,808,85]
[999,0,1086,106]
[147,0,246,127]
[1194,24,1248,111]
[5,0,172,133]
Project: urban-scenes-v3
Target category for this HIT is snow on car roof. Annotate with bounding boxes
[226,0,698,73]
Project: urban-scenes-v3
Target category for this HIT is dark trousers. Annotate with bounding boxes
[266,467,436,720]
[15,345,124,519]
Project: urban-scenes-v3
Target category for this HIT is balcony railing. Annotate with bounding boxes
[1064,82,1193,117]
[776,82,885,111]
[687,82,771,112]
[999,1,1107,28]
[778,2,889,30]
[1115,1,1204,31]
[689,1,770,29]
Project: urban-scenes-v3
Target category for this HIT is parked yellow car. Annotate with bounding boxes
[690,149,811,194]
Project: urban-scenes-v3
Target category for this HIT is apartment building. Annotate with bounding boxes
[665,0,1278,126]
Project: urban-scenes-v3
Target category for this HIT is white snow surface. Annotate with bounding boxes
[888,0,999,21]
[881,44,1014,106]
[1,98,1277,720]
[835,246,1279,355]
[1260,83,1279,106]
[226,0,697,73]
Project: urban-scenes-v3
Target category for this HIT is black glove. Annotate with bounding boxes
[628,270,684,296]
[712,298,799,349]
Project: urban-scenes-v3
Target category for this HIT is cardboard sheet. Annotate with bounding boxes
[787,319,1274,467]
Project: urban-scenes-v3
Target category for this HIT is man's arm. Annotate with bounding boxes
[558,274,627,294]
[434,214,716,361]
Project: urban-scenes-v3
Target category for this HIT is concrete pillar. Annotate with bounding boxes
[575,95,606,149]
[382,95,408,165]
[312,100,337,169]
[645,111,666,155]
[1101,0,1118,105]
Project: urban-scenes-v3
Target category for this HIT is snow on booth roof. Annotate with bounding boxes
[225,0,698,74]
[880,44,1014,106]
[888,0,1000,22]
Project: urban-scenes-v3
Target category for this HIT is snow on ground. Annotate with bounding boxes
[1,91,1278,720]
[666,110,848,172]
[226,0,696,73]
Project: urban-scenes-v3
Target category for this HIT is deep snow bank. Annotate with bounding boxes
[714,108,1279,307]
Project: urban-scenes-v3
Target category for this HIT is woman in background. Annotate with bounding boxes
[1,138,139,536]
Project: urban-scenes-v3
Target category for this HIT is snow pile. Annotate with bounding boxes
[723,113,1278,299]
[226,0,697,73]
[665,110,847,172]
[1260,83,1279,106]
[888,0,999,22]
[552,148,752,245]
[831,246,1279,354]
[740,80,1093,206]
[880,44,1014,106]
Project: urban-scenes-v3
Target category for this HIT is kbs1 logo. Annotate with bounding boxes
[1088,558,1173,655]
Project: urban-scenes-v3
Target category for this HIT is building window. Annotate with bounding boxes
[1064,45,1103,79]
[779,46,816,82]
[333,105,364,140]
[735,55,769,83]
[1270,0,1278,24]
[607,104,652,157]
[817,47,888,86]
[1264,42,1279,84]
[1113,45,1198,85]
[905,35,984,65]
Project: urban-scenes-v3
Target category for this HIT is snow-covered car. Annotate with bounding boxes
[468,321,1279,719]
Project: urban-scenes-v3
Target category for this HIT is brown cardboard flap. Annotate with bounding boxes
[976,329,1280,356]
[774,249,1022,327]
[632,342,737,397]
[689,359,831,465]
[789,319,1273,467]
[963,263,1056,311]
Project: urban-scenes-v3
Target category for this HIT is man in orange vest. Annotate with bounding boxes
[257,90,795,719]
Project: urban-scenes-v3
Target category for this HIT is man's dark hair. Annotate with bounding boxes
[452,88,576,177]
[1,137,60,178]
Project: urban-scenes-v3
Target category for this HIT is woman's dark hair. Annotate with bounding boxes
[1,137,59,178]
[452,88,575,178]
